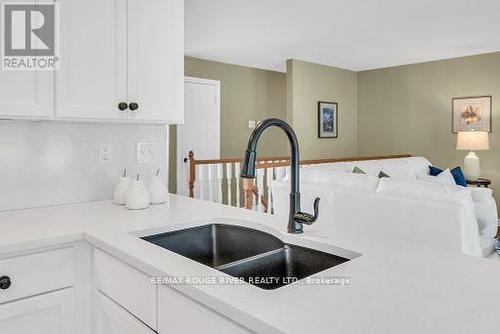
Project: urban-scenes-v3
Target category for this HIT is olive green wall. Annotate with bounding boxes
[286,59,358,159]
[169,57,287,192]
[357,52,500,206]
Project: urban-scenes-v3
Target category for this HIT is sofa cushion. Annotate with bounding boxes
[471,192,498,239]
[377,159,417,179]
[376,177,470,203]
[469,187,494,203]
[418,169,456,185]
[429,166,467,187]
[300,169,379,192]
[405,157,433,177]
[479,235,495,257]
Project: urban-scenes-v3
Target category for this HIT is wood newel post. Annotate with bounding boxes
[188,150,195,198]
[243,178,254,210]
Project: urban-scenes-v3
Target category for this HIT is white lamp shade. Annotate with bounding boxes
[456,131,489,151]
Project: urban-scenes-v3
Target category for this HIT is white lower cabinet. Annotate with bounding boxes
[157,286,252,334]
[93,249,156,329]
[95,291,156,334]
[0,288,75,334]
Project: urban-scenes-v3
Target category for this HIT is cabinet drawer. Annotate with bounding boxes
[0,247,74,304]
[0,288,74,334]
[158,286,252,334]
[93,250,156,330]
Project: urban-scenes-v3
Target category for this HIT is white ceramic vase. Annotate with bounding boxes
[126,175,151,210]
[113,169,131,205]
[149,175,169,205]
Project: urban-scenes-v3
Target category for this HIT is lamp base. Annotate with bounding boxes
[464,151,480,180]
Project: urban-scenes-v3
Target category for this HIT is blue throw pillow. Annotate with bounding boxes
[428,165,467,187]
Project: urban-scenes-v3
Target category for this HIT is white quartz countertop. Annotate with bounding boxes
[0,195,499,334]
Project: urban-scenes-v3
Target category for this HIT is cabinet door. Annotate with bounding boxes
[127,0,184,123]
[0,0,53,119]
[0,289,74,334]
[95,291,156,334]
[158,286,251,334]
[56,0,127,120]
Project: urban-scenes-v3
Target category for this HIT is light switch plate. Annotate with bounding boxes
[99,144,112,165]
[137,142,159,163]
[248,120,256,129]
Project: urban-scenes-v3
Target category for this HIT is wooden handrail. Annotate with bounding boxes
[186,150,412,211]
[188,156,289,165]
[255,154,412,169]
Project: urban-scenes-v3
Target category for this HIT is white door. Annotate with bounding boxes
[94,291,156,334]
[177,77,221,196]
[0,289,74,334]
[0,0,53,120]
[56,0,127,120]
[127,0,184,123]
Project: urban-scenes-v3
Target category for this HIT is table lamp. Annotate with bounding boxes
[456,131,489,180]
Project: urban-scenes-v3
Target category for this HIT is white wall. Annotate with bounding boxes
[0,122,168,211]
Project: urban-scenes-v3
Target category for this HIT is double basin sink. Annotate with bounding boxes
[142,224,351,290]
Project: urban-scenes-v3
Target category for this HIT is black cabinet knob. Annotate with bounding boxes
[118,102,128,111]
[0,276,11,290]
[128,102,139,111]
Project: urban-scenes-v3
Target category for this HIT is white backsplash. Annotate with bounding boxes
[0,121,169,211]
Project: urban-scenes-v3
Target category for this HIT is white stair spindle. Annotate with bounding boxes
[207,165,215,202]
[276,166,286,181]
[226,163,233,206]
[197,165,205,200]
[266,167,274,214]
[217,163,223,204]
[235,162,241,208]
[256,168,265,212]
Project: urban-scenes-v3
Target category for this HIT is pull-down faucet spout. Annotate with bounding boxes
[240,118,319,234]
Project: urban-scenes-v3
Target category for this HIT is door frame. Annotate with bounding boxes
[177,76,221,196]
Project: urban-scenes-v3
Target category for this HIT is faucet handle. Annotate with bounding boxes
[293,197,320,225]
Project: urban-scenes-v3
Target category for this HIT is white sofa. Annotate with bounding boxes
[272,157,497,257]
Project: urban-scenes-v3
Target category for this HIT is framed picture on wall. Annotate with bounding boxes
[318,101,338,138]
[452,96,492,133]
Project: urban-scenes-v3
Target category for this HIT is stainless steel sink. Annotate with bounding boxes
[141,224,284,267]
[219,244,349,290]
[141,223,350,290]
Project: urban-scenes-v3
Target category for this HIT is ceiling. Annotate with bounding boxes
[185,0,500,72]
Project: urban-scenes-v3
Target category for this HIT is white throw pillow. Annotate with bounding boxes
[417,169,456,185]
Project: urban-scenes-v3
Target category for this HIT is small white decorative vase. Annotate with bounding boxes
[149,169,169,205]
[126,175,151,210]
[113,169,131,205]
[149,177,169,205]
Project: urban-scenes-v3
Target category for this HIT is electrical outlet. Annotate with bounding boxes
[137,142,159,163]
[99,144,112,165]
[248,120,256,129]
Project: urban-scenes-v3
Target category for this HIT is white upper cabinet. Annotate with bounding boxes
[0,0,53,119]
[127,0,184,123]
[0,0,184,123]
[0,71,53,120]
[56,0,184,123]
[56,0,128,121]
